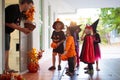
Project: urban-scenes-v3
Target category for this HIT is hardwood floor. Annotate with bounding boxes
[22,50,68,80]
[61,58,120,80]
[22,58,120,80]
[22,45,120,80]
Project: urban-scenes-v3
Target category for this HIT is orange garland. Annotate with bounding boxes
[25,6,35,22]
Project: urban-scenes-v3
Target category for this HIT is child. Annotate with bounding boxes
[69,23,81,67]
[80,25,95,74]
[92,19,101,71]
[61,27,76,76]
[93,30,101,71]
[84,19,101,71]
[72,26,81,67]
[83,32,101,71]
[49,21,66,70]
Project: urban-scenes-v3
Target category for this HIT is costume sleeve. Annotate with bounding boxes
[94,33,101,43]
[5,5,18,23]
[65,36,72,51]
[51,31,55,39]
[61,31,66,40]
[73,32,77,46]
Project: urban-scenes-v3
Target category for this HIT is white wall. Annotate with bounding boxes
[41,0,60,51]
[0,0,4,74]
[41,0,49,50]
[32,0,42,50]
[29,0,68,51]
[20,22,29,72]
[32,0,57,51]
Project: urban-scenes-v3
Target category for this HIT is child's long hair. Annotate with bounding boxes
[66,27,74,37]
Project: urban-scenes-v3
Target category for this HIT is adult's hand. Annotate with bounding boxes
[21,28,32,34]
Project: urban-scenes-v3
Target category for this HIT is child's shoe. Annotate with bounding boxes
[96,67,100,71]
[58,65,61,70]
[48,66,56,70]
[84,66,88,70]
[66,71,74,76]
[85,69,94,74]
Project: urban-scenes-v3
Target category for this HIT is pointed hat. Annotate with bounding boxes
[91,19,99,32]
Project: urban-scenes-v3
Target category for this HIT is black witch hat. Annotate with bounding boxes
[91,19,99,33]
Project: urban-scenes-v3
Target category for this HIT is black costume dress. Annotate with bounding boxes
[51,30,65,54]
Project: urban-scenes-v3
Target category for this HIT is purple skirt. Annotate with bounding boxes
[94,44,101,61]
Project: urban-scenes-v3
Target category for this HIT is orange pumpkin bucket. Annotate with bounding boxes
[61,55,68,61]
[51,42,58,49]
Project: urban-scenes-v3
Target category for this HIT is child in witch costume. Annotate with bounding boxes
[49,21,66,70]
[92,19,101,71]
[84,19,101,71]
[93,31,101,71]
[80,25,95,74]
[61,27,76,76]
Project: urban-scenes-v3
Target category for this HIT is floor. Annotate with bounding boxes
[22,45,120,80]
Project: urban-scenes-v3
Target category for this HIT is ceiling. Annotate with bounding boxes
[5,0,120,14]
[55,0,120,14]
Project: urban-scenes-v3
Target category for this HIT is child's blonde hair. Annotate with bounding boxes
[66,27,74,36]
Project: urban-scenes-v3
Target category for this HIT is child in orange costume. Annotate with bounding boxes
[61,27,76,76]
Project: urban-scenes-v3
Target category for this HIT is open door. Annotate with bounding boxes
[5,0,20,72]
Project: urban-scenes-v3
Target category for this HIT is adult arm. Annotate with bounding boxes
[5,23,31,34]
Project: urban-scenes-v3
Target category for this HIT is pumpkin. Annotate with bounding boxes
[0,72,25,80]
[15,75,23,80]
[0,74,11,80]
[61,55,68,61]
[51,42,58,49]
[27,62,39,73]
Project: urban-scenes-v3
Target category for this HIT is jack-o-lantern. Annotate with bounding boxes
[0,74,11,80]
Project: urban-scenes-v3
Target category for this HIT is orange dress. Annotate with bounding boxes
[64,36,76,58]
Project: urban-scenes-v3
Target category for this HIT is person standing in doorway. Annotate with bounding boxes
[49,21,66,70]
[5,0,34,72]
